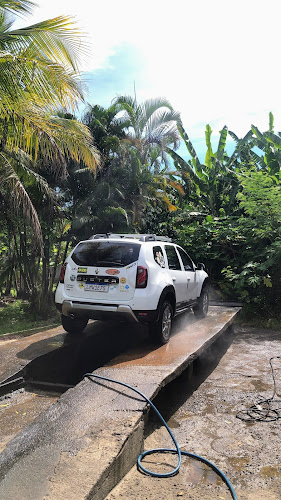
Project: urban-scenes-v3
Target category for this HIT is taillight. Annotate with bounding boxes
[59,262,67,283]
[136,266,148,288]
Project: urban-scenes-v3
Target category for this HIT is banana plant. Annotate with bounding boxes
[251,113,281,179]
[167,121,240,215]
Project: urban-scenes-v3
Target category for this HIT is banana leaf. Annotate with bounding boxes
[205,124,213,169]
[217,126,228,160]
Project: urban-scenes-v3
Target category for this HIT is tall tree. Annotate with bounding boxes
[0,0,99,243]
[114,95,180,166]
[112,95,182,225]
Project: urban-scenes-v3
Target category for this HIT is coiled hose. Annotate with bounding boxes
[85,373,237,500]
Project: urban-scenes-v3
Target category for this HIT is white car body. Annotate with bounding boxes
[55,234,209,341]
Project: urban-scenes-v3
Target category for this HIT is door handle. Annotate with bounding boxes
[172,277,176,282]
[187,278,190,282]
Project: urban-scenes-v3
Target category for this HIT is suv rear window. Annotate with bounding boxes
[72,241,141,267]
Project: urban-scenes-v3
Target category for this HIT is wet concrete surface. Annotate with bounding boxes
[0,389,58,454]
[108,307,235,369]
[107,326,281,500]
[0,306,239,500]
[0,320,148,384]
[0,325,66,382]
[0,319,149,456]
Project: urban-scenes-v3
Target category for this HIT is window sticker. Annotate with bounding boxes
[155,251,165,268]
[120,285,125,291]
[66,284,74,290]
[70,275,76,281]
[120,277,127,283]
[78,267,87,273]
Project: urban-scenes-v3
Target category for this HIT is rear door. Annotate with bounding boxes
[176,246,197,300]
[65,240,140,302]
[164,245,188,307]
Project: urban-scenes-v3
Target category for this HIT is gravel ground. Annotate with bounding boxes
[106,325,281,500]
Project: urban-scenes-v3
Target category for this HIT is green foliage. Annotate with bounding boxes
[166,166,281,319]
[168,122,240,216]
[0,299,59,336]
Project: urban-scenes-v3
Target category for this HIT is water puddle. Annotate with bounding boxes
[182,459,220,486]
[228,456,249,472]
[250,379,272,393]
[260,465,281,478]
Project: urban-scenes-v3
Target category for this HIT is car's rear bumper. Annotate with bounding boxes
[61,300,139,322]
[57,300,159,325]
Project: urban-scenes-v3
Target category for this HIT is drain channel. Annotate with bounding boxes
[0,373,25,397]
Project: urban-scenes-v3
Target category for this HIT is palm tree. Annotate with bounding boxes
[82,104,126,175]
[112,95,182,225]
[0,0,99,243]
[113,95,181,164]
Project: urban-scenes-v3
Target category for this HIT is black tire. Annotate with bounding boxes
[149,301,173,345]
[193,287,209,319]
[61,314,88,334]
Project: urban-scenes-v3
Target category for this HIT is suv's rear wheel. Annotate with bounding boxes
[61,314,88,334]
[193,287,209,318]
[149,301,173,345]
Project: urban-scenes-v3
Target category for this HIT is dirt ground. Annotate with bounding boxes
[106,325,281,500]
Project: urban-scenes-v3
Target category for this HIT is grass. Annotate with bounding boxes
[0,299,60,337]
[236,307,281,330]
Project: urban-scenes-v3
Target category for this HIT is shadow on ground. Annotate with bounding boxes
[22,320,150,388]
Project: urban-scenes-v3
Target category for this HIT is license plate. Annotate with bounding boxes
[84,284,109,292]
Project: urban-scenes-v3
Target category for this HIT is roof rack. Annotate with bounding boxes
[89,233,172,242]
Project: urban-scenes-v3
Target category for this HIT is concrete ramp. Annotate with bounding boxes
[0,306,240,500]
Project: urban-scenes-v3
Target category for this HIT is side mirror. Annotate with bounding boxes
[197,262,205,271]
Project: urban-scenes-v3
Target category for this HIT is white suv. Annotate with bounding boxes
[55,234,209,344]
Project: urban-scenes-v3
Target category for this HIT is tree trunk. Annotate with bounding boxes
[49,240,62,293]
[4,253,14,296]
[42,234,50,296]
[13,234,30,297]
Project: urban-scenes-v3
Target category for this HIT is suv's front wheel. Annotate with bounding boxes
[149,301,173,345]
[61,314,88,334]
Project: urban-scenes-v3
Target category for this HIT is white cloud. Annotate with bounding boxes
[15,0,281,138]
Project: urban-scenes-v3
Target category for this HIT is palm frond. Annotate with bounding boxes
[0,53,85,112]
[0,152,43,246]
[2,16,88,72]
[140,97,180,131]
[0,0,35,16]
[13,150,57,204]
[1,103,100,173]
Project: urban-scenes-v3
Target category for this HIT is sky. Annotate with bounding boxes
[14,0,281,156]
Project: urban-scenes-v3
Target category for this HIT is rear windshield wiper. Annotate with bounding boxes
[96,260,122,266]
